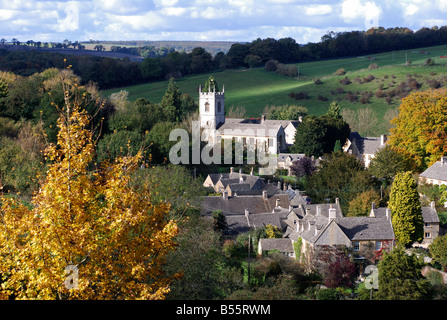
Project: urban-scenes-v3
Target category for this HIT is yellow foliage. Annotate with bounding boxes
[0,74,179,299]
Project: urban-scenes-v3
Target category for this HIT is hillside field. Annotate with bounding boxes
[101,44,447,136]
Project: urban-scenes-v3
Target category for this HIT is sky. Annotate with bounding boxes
[1,0,447,44]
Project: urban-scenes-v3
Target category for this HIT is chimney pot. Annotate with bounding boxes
[230,167,234,174]
[262,190,268,200]
[329,208,337,221]
[261,114,266,123]
[223,191,228,200]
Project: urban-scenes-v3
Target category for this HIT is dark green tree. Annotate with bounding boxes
[306,152,375,211]
[377,245,430,300]
[161,78,182,121]
[290,115,326,157]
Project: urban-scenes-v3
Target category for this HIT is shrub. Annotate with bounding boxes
[291,91,309,100]
[424,58,435,66]
[345,92,358,102]
[363,74,375,83]
[336,87,345,94]
[314,78,323,85]
[334,68,346,76]
[427,79,442,89]
[265,59,279,72]
[340,77,351,85]
[316,288,341,300]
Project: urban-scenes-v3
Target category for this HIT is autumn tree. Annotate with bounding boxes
[0,71,179,300]
[388,171,424,247]
[388,89,447,171]
[347,189,381,217]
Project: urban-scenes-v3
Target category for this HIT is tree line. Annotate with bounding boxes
[2,26,447,90]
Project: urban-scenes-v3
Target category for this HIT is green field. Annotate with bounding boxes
[101,44,447,136]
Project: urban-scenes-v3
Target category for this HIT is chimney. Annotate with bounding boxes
[250,167,253,175]
[298,116,303,123]
[441,157,447,166]
[372,202,376,210]
[261,114,266,123]
[262,190,268,200]
[431,201,436,210]
[277,181,282,190]
[245,209,249,217]
[386,208,391,220]
[283,183,288,191]
[230,167,234,174]
[381,134,387,146]
[328,206,337,222]
[305,208,311,216]
[223,190,228,200]
[335,198,340,207]
[316,205,322,216]
[239,168,243,175]
[288,184,292,190]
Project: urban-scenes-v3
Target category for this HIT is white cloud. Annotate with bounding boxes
[305,5,333,16]
[153,0,178,7]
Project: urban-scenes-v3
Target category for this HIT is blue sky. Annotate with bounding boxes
[1,0,447,44]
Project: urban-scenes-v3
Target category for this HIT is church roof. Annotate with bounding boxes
[216,118,292,135]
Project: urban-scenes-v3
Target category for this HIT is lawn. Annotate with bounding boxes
[101,44,447,136]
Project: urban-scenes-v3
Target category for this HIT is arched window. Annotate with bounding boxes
[205,102,210,112]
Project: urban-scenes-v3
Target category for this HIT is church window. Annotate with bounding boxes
[205,102,210,112]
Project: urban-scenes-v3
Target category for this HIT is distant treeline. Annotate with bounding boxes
[1,26,447,89]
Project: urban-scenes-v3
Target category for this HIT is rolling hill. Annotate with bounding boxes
[101,44,447,136]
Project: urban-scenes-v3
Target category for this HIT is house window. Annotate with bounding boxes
[205,102,210,112]
[425,222,431,227]
[375,241,382,251]
[425,232,432,238]
[353,241,360,251]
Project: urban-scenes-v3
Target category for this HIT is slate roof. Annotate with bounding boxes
[422,206,440,223]
[336,216,395,241]
[288,202,394,245]
[217,118,292,134]
[348,132,386,155]
[201,193,290,216]
[420,159,447,181]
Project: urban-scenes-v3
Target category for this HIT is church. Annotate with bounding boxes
[198,78,299,155]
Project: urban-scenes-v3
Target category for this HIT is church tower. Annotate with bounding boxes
[199,77,225,131]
